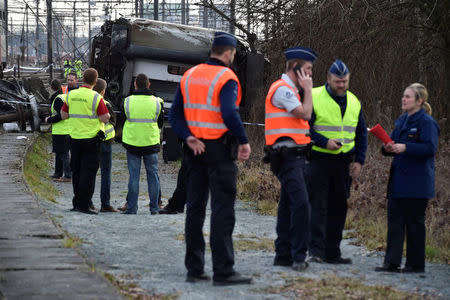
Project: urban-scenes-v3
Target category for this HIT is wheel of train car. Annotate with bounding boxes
[16,105,27,131]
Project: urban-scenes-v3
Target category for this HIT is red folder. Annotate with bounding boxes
[369,124,393,145]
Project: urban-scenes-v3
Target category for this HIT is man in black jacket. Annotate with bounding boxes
[45,79,71,182]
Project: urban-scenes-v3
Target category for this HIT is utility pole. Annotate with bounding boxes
[246,0,250,32]
[162,0,165,21]
[186,0,189,25]
[139,0,143,18]
[88,0,91,52]
[26,4,29,61]
[36,0,40,61]
[46,0,53,80]
[203,6,208,28]
[5,0,8,65]
[154,0,158,20]
[230,0,235,34]
[9,16,12,62]
[73,1,76,60]
[135,0,138,17]
[181,0,185,24]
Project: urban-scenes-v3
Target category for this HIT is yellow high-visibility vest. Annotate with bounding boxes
[66,87,103,139]
[50,94,70,135]
[122,95,162,147]
[311,85,361,154]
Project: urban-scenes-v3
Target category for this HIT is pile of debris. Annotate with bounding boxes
[0,77,50,132]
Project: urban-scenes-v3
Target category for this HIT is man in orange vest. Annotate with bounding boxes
[264,46,316,271]
[169,31,252,286]
[61,72,79,94]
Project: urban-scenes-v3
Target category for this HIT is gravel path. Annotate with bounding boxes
[38,143,449,299]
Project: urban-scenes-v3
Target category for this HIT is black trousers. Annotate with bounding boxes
[52,134,71,178]
[308,158,352,259]
[166,156,187,212]
[70,137,100,211]
[184,144,237,280]
[273,155,310,263]
[384,198,428,268]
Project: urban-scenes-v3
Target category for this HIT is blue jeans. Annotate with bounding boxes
[100,142,112,208]
[126,151,160,214]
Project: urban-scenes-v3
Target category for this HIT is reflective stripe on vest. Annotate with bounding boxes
[66,87,103,139]
[180,64,242,140]
[122,94,162,147]
[125,96,161,123]
[69,93,100,119]
[102,100,115,141]
[62,86,68,94]
[265,79,310,146]
[50,94,69,135]
[311,85,360,154]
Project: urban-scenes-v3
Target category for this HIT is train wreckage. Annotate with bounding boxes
[1,18,264,142]
[0,67,52,132]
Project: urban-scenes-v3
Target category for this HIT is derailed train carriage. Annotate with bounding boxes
[90,18,264,159]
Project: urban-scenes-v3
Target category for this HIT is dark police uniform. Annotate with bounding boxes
[265,47,317,268]
[169,32,251,285]
[381,108,439,272]
[308,60,367,262]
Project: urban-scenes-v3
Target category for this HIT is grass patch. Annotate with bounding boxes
[104,272,179,300]
[260,274,429,299]
[237,161,279,216]
[175,233,184,241]
[234,236,274,252]
[62,236,82,248]
[23,133,60,203]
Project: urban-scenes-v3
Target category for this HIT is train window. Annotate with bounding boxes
[167,65,190,76]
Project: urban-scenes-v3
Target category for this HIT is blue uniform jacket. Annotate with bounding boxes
[387,108,440,200]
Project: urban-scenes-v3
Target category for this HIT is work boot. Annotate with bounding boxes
[186,272,211,283]
[374,263,401,273]
[159,205,178,214]
[100,205,119,213]
[213,272,252,286]
[117,203,127,212]
[401,266,425,273]
[324,256,352,264]
[273,256,293,266]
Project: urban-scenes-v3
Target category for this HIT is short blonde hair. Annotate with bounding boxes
[407,83,432,115]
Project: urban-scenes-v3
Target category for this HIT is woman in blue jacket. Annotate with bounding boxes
[375,83,440,273]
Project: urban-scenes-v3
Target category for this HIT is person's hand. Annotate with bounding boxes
[186,136,205,155]
[349,162,362,178]
[326,139,342,150]
[384,142,395,153]
[44,116,50,123]
[296,67,313,92]
[392,143,406,154]
[237,143,251,161]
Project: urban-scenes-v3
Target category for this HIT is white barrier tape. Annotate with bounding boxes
[242,122,265,127]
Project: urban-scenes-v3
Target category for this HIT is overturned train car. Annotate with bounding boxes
[90,18,264,124]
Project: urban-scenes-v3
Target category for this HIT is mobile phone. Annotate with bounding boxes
[293,65,301,76]
[336,141,343,146]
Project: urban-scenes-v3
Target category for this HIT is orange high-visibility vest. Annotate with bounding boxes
[61,86,69,94]
[180,64,242,140]
[265,79,310,146]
